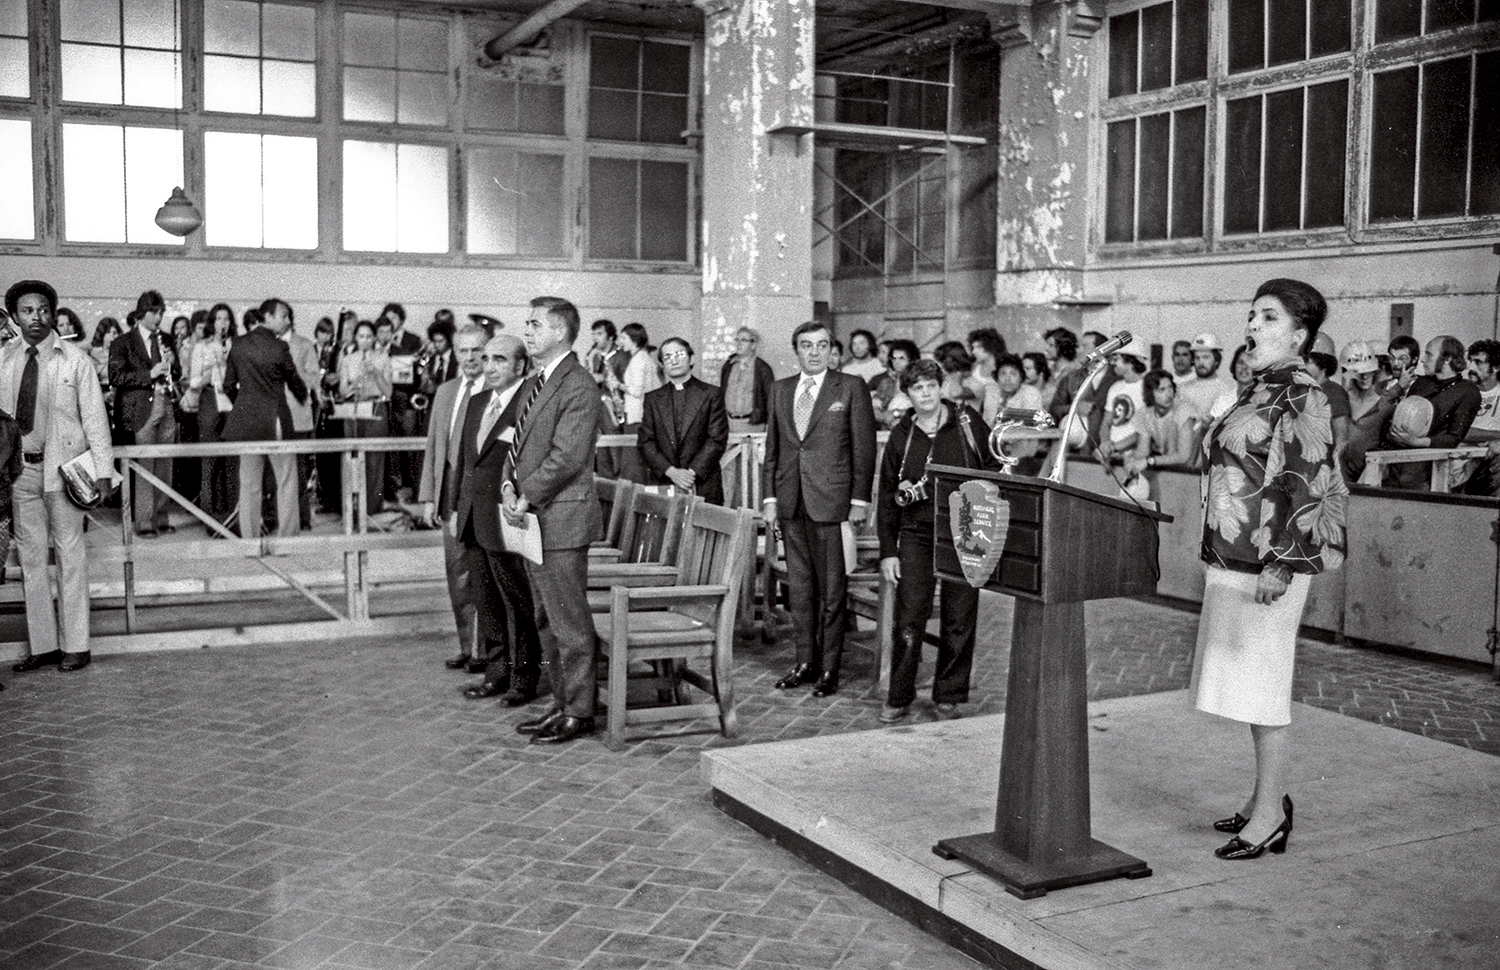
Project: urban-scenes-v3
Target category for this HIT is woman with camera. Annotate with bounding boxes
[877,359,997,723]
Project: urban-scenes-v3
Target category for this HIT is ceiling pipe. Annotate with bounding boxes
[483,0,593,60]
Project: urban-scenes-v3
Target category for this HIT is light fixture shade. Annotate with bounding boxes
[154,186,203,237]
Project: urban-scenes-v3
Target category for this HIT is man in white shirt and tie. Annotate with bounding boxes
[761,321,877,697]
[3,279,114,674]
[452,332,541,704]
[419,323,490,671]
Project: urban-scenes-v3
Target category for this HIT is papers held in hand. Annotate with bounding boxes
[499,508,544,564]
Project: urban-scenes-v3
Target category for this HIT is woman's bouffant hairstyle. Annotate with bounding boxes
[1253,278,1326,356]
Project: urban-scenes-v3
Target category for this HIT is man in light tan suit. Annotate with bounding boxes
[419,323,491,670]
[2,280,114,673]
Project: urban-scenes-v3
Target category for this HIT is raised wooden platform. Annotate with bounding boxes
[702,691,1500,970]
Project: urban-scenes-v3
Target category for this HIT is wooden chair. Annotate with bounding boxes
[591,477,637,561]
[587,489,692,609]
[592,503,755,748]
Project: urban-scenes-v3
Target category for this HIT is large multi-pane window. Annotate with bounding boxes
[1369,51,1500,221]
[0,118,33,239]
[342,141,449,253]
[204,132,318,248]
[60,0,181,108]
[2,4,698,264]
[466,149,566,256]
[343,11,448,127]
[1101,0,1500,251]
[203,0,316,117]
[587,36,691,144]
[588,158,689,261]
[62,124,184,244]
[0,0,28,99]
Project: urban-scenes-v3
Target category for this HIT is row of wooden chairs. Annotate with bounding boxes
[587,478,755,749]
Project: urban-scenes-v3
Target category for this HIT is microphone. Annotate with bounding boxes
[1084,330,1134,366]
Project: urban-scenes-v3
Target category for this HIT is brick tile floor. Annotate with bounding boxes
[2,593,1496,969]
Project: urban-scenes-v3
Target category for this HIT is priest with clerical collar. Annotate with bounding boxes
[636,336,729,506]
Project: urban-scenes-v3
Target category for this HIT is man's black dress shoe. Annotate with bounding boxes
[159,524,176,535]
[516,709,565,735]
[444,655,469,670]
[464,657,487,674]
[531,716,594,745]
[137,529,158,539]
[463,680,508,699]
[13,651,62,673]
[502,681,538,707]
[774,663,820,690]
[59,652,91,672]
[811,672,839,697]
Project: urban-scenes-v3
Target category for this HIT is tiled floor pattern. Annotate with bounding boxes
[1,593,1496,970]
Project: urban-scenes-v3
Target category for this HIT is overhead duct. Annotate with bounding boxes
[484,0,592,60]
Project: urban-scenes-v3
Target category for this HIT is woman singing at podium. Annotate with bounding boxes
[1193,278,1347,861]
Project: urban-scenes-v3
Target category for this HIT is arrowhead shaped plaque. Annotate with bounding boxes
[950,479,1011,588]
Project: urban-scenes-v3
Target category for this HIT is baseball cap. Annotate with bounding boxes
[1190,332,1222,352]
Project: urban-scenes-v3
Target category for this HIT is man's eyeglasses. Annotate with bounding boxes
[661,352,690,362]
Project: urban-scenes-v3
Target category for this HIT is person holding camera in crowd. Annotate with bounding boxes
[876,359,996,723]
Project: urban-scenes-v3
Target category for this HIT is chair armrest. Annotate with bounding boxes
[611,584,732,606]
[589,563,678,579]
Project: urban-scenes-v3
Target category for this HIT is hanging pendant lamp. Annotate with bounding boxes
[155,186,203,237]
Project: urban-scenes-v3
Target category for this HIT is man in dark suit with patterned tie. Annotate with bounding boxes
[419,323,490,670]
[762,321,877,697]
[452,332,540,704]
[503,297,602,745]
[108,290,178,536]
[637,337,729,505]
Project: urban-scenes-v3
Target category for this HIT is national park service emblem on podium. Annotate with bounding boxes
[950,479,1011,588]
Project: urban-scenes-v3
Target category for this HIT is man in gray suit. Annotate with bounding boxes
[763,320,877,697]
[278,304,321,531]
[419,323,490,669]
[503,297,602,745]
[3,280,114,673]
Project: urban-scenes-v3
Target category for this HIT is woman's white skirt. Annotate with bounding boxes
[1190,565,1311,727]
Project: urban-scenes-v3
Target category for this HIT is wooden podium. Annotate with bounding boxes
[927,464,1171,899]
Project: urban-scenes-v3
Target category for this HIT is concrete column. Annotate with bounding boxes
[696,0,816,378]
[990,1,1106,346]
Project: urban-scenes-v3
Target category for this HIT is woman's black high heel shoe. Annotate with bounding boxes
[1212,812,1249,834]
[1214,814,1291,859]
[1214,794,1292,835]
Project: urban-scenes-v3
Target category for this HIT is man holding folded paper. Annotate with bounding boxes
[502,297,602,745]
[2,279,114,674]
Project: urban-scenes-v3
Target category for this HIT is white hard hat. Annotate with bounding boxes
[1339,339,1379,374]
[1310,332,1337,357]
[1190,332,1223,352]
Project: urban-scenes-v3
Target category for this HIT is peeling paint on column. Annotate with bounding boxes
[697,0,815,374]
[994,11,1095,313]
